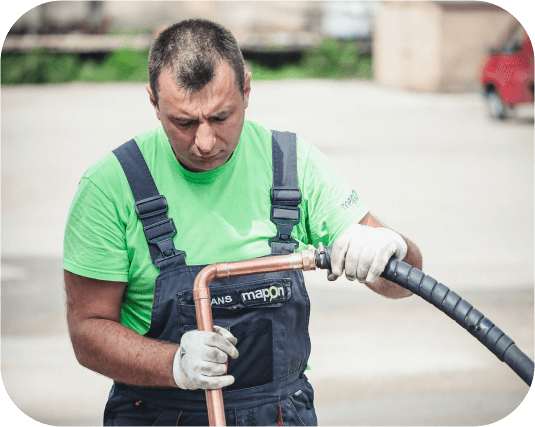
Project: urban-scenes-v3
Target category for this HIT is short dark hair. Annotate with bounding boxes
[148,19,245,105]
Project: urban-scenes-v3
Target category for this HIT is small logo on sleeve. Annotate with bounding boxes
[341,190,359,211]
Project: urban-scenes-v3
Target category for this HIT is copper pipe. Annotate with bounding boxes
[193,247,317,426]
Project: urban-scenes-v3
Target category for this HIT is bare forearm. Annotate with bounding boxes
[70,318,178,387]
[365,234,422,299]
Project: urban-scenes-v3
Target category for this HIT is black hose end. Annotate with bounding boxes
[315,247,401,278]
[503,344,534,386]
[315,243,332,270]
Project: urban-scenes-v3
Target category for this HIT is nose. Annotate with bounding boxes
[195,123,216,154]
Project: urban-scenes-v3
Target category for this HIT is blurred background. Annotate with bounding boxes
[1,1,533,426]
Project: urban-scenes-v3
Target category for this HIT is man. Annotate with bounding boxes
[64,19,421,426]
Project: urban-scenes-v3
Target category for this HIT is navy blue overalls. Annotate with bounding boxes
[103,131,318,426]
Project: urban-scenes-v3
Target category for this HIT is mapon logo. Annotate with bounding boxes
[241,285,285,303]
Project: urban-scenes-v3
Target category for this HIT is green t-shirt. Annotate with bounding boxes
[63,120,368,335]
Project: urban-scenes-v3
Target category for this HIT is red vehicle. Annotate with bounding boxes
[479,21,534,119]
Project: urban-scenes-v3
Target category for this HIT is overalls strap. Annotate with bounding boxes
[269,130,302,255]
[113,139,186,270]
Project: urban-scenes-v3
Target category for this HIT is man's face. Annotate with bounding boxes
[147,61,251,172]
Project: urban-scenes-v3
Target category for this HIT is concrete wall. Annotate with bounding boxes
[439,4,512,92]
[374,1,442,91]
[374,1,515,92]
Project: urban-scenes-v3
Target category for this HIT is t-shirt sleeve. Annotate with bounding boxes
[62,177,130,282]
[301,143,368,246]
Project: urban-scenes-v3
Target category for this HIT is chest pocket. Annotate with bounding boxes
[176,278,292,391]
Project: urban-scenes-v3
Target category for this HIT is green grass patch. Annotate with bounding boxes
[251,38,372,81]
[1,48,150,85]
[1,38,371,85]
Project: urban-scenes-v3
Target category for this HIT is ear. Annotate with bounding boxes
[146,84,161,120]
[243,72,251,109]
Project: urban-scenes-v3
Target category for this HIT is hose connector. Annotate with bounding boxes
[301,245,316,271]
[315,242,332,270]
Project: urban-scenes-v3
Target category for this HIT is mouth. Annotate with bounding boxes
[196,153,220,161]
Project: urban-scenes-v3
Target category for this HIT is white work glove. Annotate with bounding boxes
[173,325,239,390]
[328,224,407,284]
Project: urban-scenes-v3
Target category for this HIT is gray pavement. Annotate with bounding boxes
[1,80,534,426]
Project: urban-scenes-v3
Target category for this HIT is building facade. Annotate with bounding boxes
[373,1,520,92]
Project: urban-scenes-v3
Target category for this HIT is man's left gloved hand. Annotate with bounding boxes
[328,223,407,284]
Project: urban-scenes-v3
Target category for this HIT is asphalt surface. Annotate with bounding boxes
[1,80,534,426]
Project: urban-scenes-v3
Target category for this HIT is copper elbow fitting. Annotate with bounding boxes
[192,247,316,426]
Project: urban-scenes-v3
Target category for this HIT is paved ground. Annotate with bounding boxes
[1,80,534,426]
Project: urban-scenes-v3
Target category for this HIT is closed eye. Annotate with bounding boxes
[174,119,197,128]
[211,108,234,122]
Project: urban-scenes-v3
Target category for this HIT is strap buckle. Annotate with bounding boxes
[135,195,168,219]
[269,205,300,249]
[154,243,186,268]
[144,218,176,244]
[143,218,185,267]
[269,187,301,250]
[270,187,301,206]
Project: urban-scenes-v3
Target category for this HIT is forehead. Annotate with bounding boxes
[157,62,240,115]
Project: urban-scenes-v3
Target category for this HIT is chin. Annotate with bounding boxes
[190,159,224,172]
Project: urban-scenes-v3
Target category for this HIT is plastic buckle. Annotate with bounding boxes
[269,205,300,249]
[143,218,177,244]
[270,187,301,206]
[135,195,168,219]
[270,205,300,224]
[154,241,185,268]
[268,229,299,249]
[142,219,185,267]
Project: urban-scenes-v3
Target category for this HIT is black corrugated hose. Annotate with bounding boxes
[315,245,533,386]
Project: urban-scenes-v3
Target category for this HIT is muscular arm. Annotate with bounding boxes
[358,213,422,299]
[64,270,178,387]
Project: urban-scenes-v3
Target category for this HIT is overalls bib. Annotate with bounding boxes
[103,131,318,426]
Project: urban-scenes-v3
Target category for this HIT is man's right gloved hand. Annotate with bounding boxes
[173,325,239,390]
